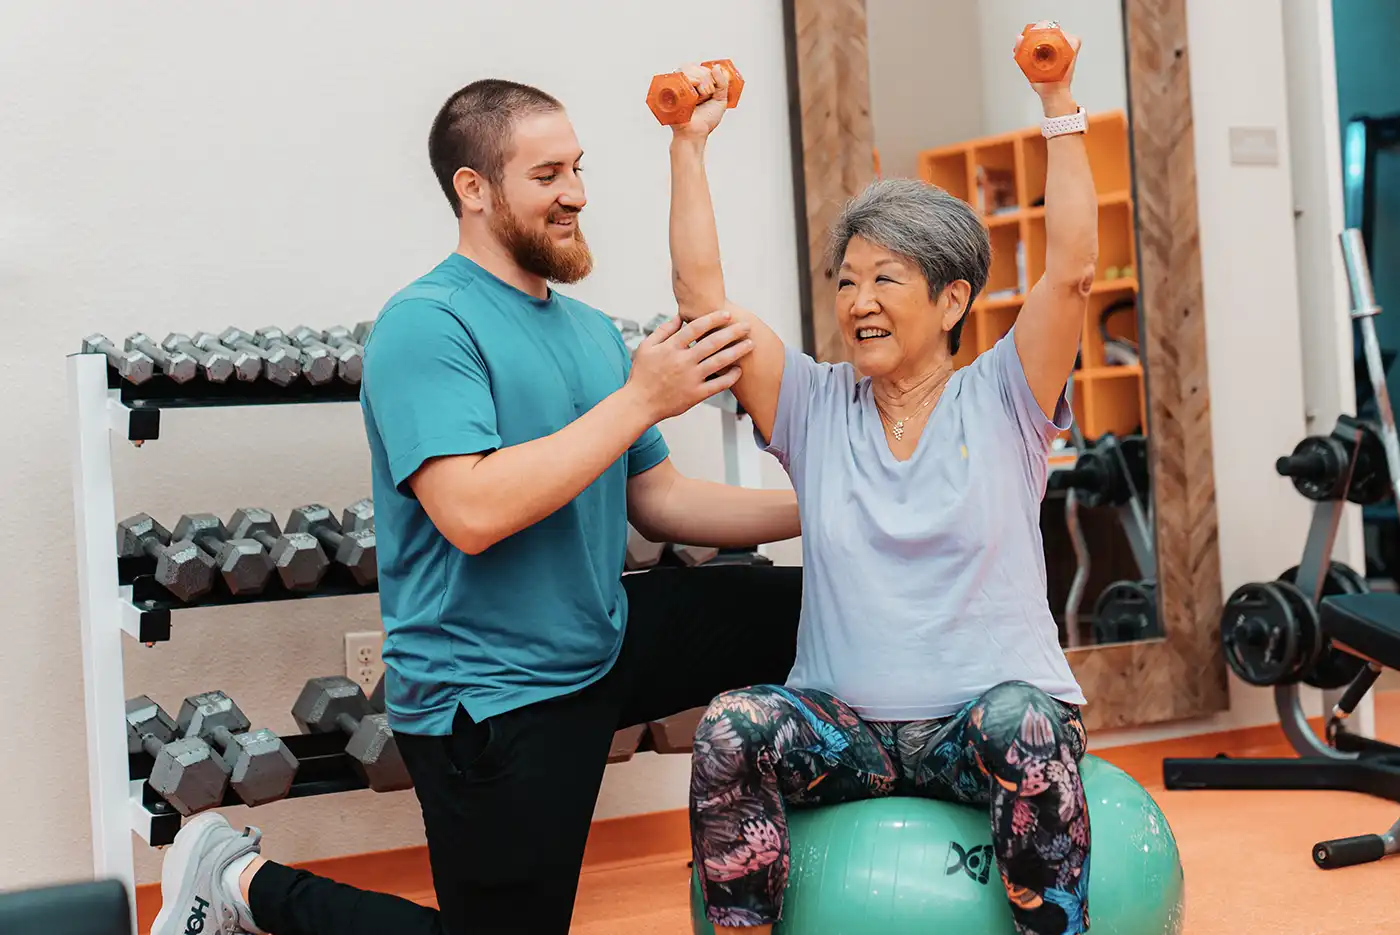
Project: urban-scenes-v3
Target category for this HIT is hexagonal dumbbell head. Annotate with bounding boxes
[625,525,664,571]
[292,676,410,792]
[125,695,226,816]
[116,513,217,602]
[286,504,376,586]
[700,59,745,108]
[177,691,298,807]
[342,497,374,533]
[228,507,329,591]
[646,71,700,126]
[352,320,374,345]
[172,513,274,596]
[1015,23,1075,83]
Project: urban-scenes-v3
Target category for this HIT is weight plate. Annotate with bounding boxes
[1282,436,1348,502]
[1270,580,1323,682]
[1221,581,1301,687]
[1091,579,1159,644]
[1276,563,1371,689]
[1346,423,1388,506]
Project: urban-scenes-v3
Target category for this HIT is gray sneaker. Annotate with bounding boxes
[150,812,265,935]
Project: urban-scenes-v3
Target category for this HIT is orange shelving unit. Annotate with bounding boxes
[919,110,1144,441]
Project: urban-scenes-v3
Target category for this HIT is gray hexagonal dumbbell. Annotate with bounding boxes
[289,325,361,384]
[227,507,329,592]
[292,676,410,793]
[219,326,301,387]
[286,503,376,586]
[172,513,274,596]
[125,332,198,383]
[116,513,217,602]
[342,497,374,533]
[176,691,298,807]
[193,332,261,383]
[625,525,664,570]
[126,695,226,816]
[162,332,234,383]
[254,326,335,386]
[82,334,155,384]
[351,320,375,346]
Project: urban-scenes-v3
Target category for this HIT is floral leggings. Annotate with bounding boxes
[689,680,1090,934]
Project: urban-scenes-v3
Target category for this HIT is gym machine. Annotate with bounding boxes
[1343,113,1400,579]
[1047,408,1157,647]
[1163,230,1400,869]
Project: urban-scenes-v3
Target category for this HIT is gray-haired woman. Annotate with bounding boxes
[659,24,1099,935]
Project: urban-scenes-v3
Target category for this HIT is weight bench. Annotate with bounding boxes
[0,879,132,935]
[1164,591,1400,868]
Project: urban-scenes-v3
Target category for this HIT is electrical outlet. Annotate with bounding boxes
[345,631,385,696]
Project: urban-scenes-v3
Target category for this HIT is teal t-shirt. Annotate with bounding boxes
[360,253,669,735]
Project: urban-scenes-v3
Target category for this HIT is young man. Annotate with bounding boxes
[151,79,802,935]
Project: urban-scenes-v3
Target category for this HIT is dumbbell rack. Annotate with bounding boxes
[68,350,765,926]
[67,351,391,930]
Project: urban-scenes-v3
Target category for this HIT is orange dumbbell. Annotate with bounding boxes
[1015,23,1075,83]
[646,59,745,126]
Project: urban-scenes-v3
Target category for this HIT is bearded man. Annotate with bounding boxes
[150,79,803,935]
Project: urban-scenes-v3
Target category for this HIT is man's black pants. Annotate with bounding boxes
[248,564,802,934]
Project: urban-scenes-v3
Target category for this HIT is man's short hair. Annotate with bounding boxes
[429,79,563,217]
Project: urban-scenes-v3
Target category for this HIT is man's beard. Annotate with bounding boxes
[489,193,594,284]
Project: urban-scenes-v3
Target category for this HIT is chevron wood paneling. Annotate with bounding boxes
[783,0,874,366]
[784,0,1227,730]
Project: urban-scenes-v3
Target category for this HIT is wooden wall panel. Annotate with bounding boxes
[784,0,1228,730]
[783,0,875,365]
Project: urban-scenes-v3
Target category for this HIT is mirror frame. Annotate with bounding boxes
[779,0,1228,730]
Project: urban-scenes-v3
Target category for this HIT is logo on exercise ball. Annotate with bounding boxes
[945,842,995,884]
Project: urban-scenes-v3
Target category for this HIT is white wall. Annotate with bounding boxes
[0,1,799,890]
[866,0,984,177]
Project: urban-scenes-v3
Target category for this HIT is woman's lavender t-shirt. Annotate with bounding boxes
[759,328,1087,720]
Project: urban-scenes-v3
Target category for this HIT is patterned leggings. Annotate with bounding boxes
[690,680,1090,934]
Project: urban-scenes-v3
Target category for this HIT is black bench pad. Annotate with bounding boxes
[1320,592,1400,671]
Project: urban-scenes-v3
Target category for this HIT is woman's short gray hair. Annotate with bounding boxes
[826,178,991,354]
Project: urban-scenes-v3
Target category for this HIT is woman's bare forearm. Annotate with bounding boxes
[669,136,728,319]
[1042,92,1098,284]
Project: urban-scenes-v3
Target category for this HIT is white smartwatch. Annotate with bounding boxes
[1042,106,1088,139]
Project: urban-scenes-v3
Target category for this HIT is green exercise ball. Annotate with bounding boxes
[690,755,1183,935]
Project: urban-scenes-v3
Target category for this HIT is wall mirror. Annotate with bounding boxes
[781,0,1227,730]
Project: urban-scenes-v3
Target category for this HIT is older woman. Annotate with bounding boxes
[666,26,1098,935]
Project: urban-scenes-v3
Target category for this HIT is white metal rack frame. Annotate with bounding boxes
[68,350,764,928]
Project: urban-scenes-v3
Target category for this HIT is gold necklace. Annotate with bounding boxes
[875,388,939,441]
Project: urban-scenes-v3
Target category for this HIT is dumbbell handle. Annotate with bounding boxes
[136,535,174,563]
[334,712,365,737]
[205,725,240,754]
[245,529,283,553]
[306,524,348,554]
[139,733,169,760]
